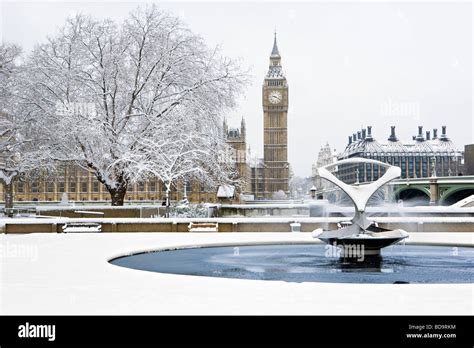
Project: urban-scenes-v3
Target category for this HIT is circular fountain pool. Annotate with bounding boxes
[109,244,473,284]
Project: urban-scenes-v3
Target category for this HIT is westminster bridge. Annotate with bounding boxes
[318,175,474,206]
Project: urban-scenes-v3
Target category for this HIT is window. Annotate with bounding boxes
[47,182,54,193]
[138,182,145,192]
[366,172,372,182]
[93,181,99,192]
[31,181,39,192]
[17,182,24,193]
[149,182,156,192]
[69,182,76,193]
[81,182,88,193]
[58,182,65,193]
[422,164,427,177]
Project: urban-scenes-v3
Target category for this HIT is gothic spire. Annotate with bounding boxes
[271,31,280,57]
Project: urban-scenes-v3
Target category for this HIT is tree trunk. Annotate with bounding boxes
[4,181,14,217]
[165,189,170,218]
[108,186,127,206]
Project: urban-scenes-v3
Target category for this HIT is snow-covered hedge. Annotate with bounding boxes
[169,204,208,218]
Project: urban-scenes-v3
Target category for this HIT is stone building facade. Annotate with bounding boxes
[223,116,251,195]
[312,142,338,192]
[0,163,218,204]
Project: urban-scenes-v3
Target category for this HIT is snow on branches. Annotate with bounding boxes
[22,5,248,205]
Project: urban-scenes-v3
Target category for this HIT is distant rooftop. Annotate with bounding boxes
[341,125,462,158]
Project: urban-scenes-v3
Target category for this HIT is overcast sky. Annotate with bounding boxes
[1,1,472,176]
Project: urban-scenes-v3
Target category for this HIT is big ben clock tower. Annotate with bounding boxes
[262,33,289,197]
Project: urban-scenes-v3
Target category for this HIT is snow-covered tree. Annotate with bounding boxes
[272,190,287,200]
[0,44,22,201]
[122,107,239,214]
[23,5,247,205]
[0,43,49,215]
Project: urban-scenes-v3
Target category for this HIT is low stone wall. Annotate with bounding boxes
[4,221,325,233]
[218,202,474,218]
[3,219,473,234]
[382,222,474,233]
[218,206,309,217]
[36,206,165,218]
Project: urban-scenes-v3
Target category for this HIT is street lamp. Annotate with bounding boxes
[310,186,317,199]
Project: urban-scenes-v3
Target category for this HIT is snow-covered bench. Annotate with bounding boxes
[188,222,219,233]
[62,222,102,233]
[73,210,105,217]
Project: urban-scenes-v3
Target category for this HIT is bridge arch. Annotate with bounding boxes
[439,187,474,206]
[394,186,430,206]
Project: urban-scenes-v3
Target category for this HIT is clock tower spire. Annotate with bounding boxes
[261,32,289,198]
[271,31,280,57]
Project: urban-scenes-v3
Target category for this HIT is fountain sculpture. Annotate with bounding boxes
[312,158,408,257]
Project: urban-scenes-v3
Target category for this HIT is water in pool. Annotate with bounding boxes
[110,244,473,284]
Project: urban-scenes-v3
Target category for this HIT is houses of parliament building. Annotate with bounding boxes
[0,34,290,203]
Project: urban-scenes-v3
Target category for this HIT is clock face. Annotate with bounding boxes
[268,90,282,104]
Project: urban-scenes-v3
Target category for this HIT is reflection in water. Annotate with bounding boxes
[335,255,384,272]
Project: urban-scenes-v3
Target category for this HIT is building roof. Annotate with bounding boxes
[340,126,462,158]
[266,33,285,79]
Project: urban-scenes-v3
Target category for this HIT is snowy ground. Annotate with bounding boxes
[0,232,472,315]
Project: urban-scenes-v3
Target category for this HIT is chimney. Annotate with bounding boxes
[388,126,397,142]
[365,126,374,141]
[348,136,352,145]
[357,131,361,140]
[433,128,438,139]
[362,129,366,139]
[416,126,424,141]
[353,133,357,142]
[426,131,431,140]
[440,125,448,140]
